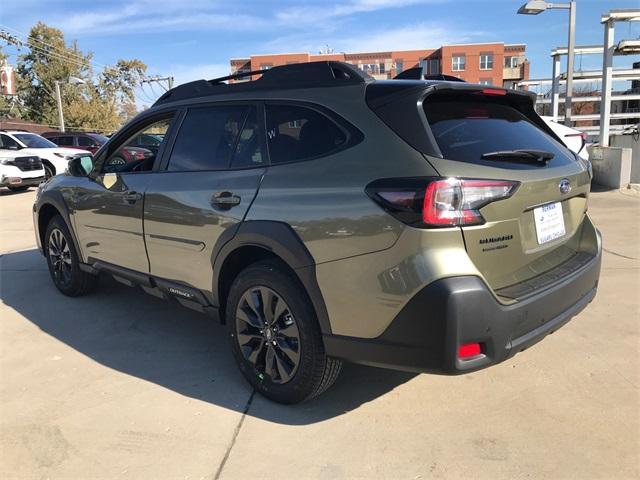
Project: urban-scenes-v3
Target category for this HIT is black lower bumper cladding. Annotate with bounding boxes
[325,246,602,374]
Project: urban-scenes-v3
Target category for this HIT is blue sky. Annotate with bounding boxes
[1,0,637,103]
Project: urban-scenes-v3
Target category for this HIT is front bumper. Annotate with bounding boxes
[324,235,602,374]
[0,175,45,188]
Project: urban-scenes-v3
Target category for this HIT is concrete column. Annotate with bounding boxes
[551,54,561,121]
[599,19,615,147]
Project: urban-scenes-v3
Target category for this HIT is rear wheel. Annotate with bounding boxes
[45,215,97,296]
[226,260,342,404]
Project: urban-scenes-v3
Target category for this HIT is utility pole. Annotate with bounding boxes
[55,81,65,132]
[141,75,174,93]
[564,1,577,126]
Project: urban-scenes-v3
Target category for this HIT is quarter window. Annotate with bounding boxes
[452,55,465,71]
[168,106,248,171]
[480,53,493,70]
[429,59,440,74]
[266,105,347,164]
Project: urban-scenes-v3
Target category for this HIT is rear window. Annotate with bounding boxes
[425,100,575,168]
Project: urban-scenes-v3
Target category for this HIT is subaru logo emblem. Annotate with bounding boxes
[559,179,571,194]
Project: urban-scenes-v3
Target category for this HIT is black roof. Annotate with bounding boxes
[153,61,372,107]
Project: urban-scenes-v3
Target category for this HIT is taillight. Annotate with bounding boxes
[366,177,519,228]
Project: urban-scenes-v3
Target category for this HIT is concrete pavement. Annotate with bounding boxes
[1,186,638,479]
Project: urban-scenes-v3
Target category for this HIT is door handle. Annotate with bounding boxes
[211,191,241,209]
[123,191,142,203]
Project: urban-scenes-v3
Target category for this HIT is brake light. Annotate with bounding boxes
[480,88,507,96]
[423,178,518,226]
[366,177,519,228]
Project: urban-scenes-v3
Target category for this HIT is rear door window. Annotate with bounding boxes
[425,99,575,168]
[168,106,248,171]
[265,104,347,164]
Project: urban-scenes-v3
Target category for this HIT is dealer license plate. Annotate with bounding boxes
[534,202,566,244]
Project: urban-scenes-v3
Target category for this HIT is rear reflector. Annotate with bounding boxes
[458,342,482,359]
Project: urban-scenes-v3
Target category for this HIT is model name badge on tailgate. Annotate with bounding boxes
[479,234,513,245]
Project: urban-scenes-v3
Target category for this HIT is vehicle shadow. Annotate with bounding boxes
[0,249,416,425]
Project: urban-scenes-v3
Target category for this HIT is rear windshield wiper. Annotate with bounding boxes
[481,149,555,165]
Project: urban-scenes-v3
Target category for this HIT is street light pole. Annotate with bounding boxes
[517,1,576,126]
[564,1,576,126]
[54,80,65,133]
[54,77,86,133]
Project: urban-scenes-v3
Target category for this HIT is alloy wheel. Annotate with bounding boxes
[48,228,72,286]
[235,286,301,384]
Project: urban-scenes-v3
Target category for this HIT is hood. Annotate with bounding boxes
[18,147,91,159]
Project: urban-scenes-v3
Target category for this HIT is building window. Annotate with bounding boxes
[395,59,403,73]
[379,62,385,74]
[260,64,273,70]
[504,56,519,68]
[479,78,492,86]
[452,55,465,71]
[480,53,493,70]
[429,59,440,74]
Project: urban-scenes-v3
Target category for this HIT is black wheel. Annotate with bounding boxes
[44,163,54,179]
[7,185,29,192]
[45,215,97,296]
[226,260,342,404]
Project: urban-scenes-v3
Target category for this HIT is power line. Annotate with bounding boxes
[0,23,107,69]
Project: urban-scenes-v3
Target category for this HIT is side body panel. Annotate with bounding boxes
[143,168,265,295]
[65,172,153,272]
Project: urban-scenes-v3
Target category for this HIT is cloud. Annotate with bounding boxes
[276,0,446,24]
[338,22,481,52]
[52,0,266,35]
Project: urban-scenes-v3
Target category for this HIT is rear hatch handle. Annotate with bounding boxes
[481,149,554,166]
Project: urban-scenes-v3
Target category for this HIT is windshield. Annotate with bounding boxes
[14,133,58,149]
[89,134,109,144]
[425,99,575,169]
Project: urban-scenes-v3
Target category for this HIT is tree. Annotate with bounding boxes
[15,22,147,133]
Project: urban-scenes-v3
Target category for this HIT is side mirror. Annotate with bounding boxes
[67,154,94,177]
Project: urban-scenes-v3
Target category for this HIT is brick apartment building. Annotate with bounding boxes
[230,42,529,88]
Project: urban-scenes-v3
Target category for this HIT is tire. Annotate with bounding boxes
[44,215,97,296]
[226,259,342,404]
[7,185,29,192]
[43,163,54,179]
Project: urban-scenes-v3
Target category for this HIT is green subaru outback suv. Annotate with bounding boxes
[33,61,602,404]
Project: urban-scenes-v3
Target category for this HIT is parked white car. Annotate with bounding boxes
[0,130,90,179]
[0,148,45,192]
[541,117,589,162]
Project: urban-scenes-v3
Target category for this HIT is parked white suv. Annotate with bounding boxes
[0,149,45,191]
[0,130,90,179]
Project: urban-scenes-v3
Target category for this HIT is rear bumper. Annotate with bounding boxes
[324,234,602,374]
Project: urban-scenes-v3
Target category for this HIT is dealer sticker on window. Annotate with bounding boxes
[534,202,566,244]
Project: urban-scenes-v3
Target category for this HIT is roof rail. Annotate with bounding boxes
[153,61,371,106]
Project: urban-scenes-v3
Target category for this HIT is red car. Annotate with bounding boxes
[42,131,152,163]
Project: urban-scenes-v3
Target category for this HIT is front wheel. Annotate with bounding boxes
[226,260,342,404]
[44,163,54,179]
[45,215,97,296]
